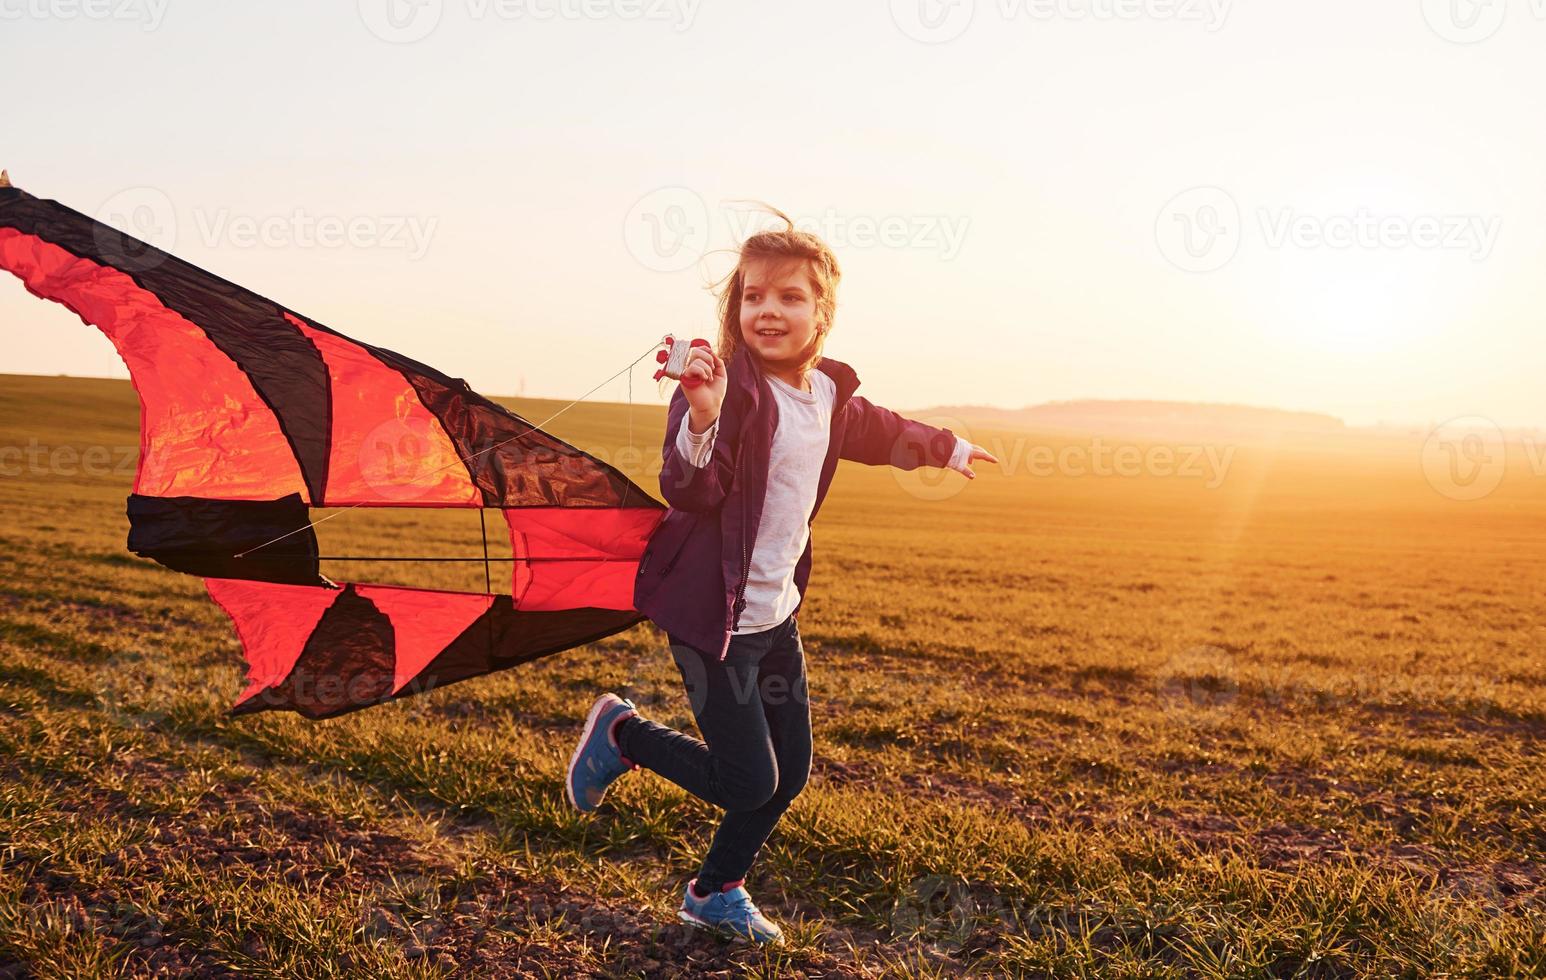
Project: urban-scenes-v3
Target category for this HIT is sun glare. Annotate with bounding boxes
[1268,255,1435,356]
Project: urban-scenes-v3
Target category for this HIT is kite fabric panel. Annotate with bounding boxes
[506,507,663,611]
[207,579,645,720]
[0,182,665,718]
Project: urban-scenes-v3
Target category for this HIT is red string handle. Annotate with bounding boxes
[653,335,713,388]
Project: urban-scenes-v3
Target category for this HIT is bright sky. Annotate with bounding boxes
[2,0,1543,428]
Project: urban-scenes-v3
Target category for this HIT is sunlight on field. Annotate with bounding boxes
[1,374,1541,976]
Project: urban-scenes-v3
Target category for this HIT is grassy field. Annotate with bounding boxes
[0,372,1541,977]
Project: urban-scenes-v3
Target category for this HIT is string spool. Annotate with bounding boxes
[654,334,712,396]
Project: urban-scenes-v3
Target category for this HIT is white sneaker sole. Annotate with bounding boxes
[565,695,616,811]
[676,908,782,944]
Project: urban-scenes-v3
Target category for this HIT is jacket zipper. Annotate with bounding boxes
[724,374,849,656]
[730,446,750,633]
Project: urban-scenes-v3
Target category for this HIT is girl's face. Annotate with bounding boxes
[738,259,822,372]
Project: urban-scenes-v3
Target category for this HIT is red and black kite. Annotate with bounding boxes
[0,178,664,719]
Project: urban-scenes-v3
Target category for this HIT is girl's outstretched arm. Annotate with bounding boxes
[838,396,996,477]
[838,395,956,469]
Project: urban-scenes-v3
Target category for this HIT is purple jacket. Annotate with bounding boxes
[632,349,960,661]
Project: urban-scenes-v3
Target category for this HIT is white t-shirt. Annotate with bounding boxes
[676,370,973,634]
[678,371,835,633]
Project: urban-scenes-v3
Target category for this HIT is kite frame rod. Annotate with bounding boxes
[232,338,664,560]
[315,555,608,563]
[147,552,629,563]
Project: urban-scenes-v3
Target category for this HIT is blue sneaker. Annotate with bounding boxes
[678,878,785,944]
[565,694,639,812]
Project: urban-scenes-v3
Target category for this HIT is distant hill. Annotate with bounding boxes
[906,399,1347,441]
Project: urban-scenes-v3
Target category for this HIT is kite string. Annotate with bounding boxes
[621,349,633,513]
[234,339,663,559]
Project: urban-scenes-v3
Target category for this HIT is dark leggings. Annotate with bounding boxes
[615,612,812,892]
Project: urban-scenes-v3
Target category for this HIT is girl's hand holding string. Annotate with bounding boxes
[681,346,727,434]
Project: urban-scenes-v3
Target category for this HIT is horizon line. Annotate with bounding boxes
[8,371,1543,434]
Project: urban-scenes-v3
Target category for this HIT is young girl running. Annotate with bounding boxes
[565,210,996,944]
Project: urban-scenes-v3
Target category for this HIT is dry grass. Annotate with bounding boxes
[0,372,1541,977]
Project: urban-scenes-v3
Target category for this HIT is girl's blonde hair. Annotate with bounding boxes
[712,204,841,379]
